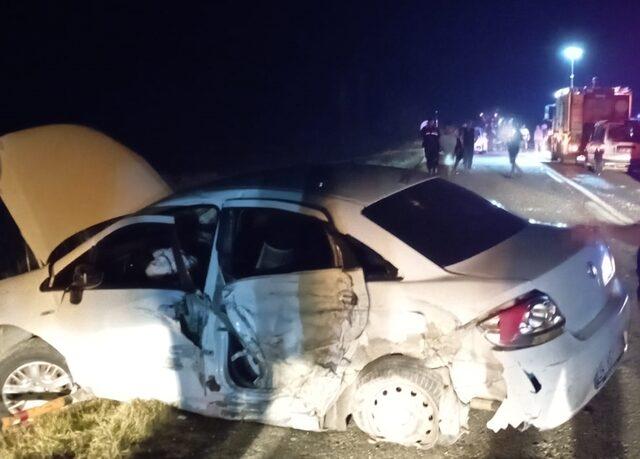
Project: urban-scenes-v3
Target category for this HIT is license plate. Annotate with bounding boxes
[593,337,625,390]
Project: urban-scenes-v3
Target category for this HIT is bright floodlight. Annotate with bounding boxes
[562,46,584,88]
[563,46,584,61]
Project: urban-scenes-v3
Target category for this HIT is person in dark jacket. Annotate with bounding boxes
[452,134,464,174]
[460,122,476,170]
[421,120,440,175]
[507,125,523,177]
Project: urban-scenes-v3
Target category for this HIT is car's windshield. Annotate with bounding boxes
[609,122,640,143]
[362,178,527,267]
[47,218,120,265]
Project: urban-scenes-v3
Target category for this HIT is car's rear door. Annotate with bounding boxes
[215,200,369,397]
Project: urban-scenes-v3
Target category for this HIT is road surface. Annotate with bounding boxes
[135,149,640,459]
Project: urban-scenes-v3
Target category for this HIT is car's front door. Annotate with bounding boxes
[39,211,217,405]
[214,201,369,418]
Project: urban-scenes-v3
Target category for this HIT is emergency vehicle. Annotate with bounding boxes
[548,81,632,163]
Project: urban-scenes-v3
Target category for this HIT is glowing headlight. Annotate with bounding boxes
[601,247,615,286]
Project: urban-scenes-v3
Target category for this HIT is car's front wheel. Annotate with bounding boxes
[351,355,444,449]
[0,338,73,416]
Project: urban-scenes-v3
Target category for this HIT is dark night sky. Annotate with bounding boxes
[1,1,639,175]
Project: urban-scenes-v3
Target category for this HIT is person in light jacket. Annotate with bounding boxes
[439,125,459,176]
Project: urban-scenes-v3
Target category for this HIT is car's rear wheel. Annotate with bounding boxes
[0,338,73,416]
[352,355,444,449]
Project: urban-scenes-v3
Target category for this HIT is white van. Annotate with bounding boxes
[585,120,640,172]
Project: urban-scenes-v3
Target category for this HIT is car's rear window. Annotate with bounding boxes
[609,122,640,143]
[362,178,527,267]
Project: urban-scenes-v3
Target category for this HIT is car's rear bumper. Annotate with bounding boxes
[487,278,630,432]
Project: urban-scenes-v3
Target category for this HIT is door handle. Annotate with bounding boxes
[338,290,358,306]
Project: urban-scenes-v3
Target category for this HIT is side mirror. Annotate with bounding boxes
[69,264,103,305]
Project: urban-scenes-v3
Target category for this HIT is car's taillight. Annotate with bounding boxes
[477,292,565,349]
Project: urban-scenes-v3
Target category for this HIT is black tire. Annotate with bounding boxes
[352,355,444,449]
[0,338,72,416]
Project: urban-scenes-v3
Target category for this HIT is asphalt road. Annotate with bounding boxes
[136,149,640,459]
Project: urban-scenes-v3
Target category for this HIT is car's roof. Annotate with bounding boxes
[175,163,431,207]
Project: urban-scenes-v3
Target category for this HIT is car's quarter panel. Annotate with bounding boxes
[360,276,523,367]
[486,279,629,431]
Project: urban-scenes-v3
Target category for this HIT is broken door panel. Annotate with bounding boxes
[222,268,369,390]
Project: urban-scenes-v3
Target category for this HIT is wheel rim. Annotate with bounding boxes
[2,361,73,414]
[359,378,438,447]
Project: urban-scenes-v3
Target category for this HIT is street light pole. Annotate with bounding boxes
[562,46,584,89]
[570,58,575,88]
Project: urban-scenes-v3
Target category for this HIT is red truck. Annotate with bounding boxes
[549,83,632,163]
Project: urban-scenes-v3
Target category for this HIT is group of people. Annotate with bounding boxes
[533,124,551,152]
[519,124,550,152]
[421,118,529,178]
[420,120,476,176]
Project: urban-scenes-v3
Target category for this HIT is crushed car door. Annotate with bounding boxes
[216,201,369,407]
[37,213,216,405]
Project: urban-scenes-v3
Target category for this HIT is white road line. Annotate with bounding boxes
[545,170,564,184]
[543,164,634,225]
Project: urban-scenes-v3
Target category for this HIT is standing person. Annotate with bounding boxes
[439,125,458,176]
[534,125,544,152]
[422,120,440,175]
[520,125,530,151]
[461,122,475,170]
[452,133,464,173]
[508,125,523,177]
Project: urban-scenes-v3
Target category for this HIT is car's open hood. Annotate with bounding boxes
[0,125,172,263]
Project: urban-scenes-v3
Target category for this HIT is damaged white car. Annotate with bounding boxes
[0,125,630,449]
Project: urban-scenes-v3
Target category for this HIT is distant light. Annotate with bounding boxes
[494,112,498,117]
[479,112,484,117]
[562,46,584,61]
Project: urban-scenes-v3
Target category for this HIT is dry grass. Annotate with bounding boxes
[0,399,171,459]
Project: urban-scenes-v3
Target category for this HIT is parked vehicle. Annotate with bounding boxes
[0,125,630,449]
[585,120,640,173]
